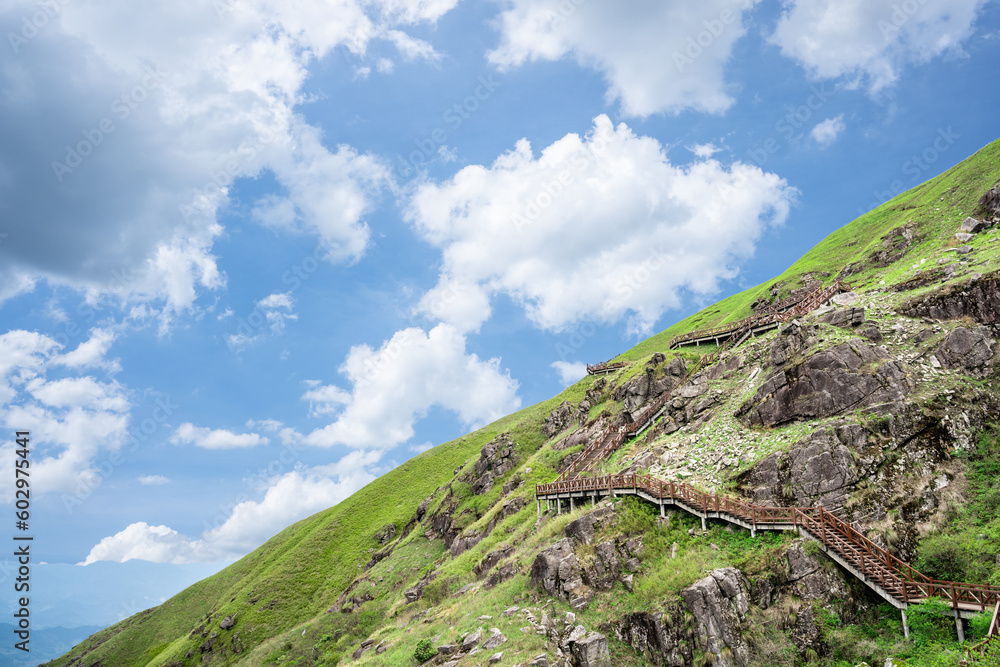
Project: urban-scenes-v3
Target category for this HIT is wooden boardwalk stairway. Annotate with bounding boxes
[543,279,998,642]
[536,474,1000,640]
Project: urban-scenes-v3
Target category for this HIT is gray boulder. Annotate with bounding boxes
[681,568,750,667]
[818,307,865,328]
[936,326,994,376]
[960,216,989,233]
[530,539,588,605]
[482,628,507,650]
[569,632,611,667]
[461,627,482,651]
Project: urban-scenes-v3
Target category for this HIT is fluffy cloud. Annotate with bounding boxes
[551,361,588,385]
[291,323,521,449]
[0,330,130,498]
[488,0,760,116]
[771,0,986,90]
[0,0,457,321]
[171,423,269,450]
[81,522,202,565]
[811,115,846,146]
[407,115,795,335]
[82,455,378,563]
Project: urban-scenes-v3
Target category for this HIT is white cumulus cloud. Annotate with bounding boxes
[290,323,521,449]
[771,0,986,91]
[488,0,761,116]
[82,453,379,563]
[0,0,459,323]
[171,423,269,450]
[0,329,132,499]
[407,114,796,335]
[138,475,169,486]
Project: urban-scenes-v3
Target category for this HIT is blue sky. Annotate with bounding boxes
[1,0,999,640]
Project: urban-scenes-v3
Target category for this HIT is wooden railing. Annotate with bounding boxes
[536,473,1000,613]
[586,360,627,375]
[668,280,850,350]
[964,602,1000,664]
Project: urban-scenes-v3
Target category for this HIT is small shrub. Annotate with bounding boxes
[907,598,954,646]
[413,638,436,663]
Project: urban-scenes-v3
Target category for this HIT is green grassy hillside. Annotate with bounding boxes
[50,137,1000,667]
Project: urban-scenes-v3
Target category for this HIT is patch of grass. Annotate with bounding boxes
[915,422,1000,586]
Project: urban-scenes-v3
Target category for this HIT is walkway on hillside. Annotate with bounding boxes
[548,279,998,643]
[535,473,1000,641]
[668,280,851,350]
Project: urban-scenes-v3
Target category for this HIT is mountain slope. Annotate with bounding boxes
[50,138,1000,667]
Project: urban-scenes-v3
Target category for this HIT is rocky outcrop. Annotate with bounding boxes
[738,340,914,428]
[614,356,687,414]
[470,433,518,495]
[737,423,867,510]
[769,322,818,367]
[839,222,919,277]
[373,523,396,544]
[901,272,1000,326]
[935,326,994,376]
[474,545,514,579]
[681,568,751,667]
[818,307,865,329]
[575,378,607,426]
[529,538,589,607]
[981,185,1000,218]
[569,632,610,667]
[607,608,694,666]
[543,401,576,438]
[736,400,990,559]
[564,506,614,545]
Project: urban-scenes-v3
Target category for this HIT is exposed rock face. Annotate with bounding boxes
[783,542,851,603]
[982,185,1000,217]
[403,573,435,603]
[901,273,1000,326]
[462,627,482,651]
[575,378,607,426]
[374,523,396,544]
[936,326,994,376]
[608,609,693,666]
[486,496,526,534]
[614,357,687,414]
[738,340,914,428]
[564,506,614,546]
[681,568,751,667]
[470,433,518,495]
[482,628,507,650]
[543,401,575,438]
[474,545,514,579]
[736,401,989,560]
[769,323,818,367]
[581,537,643,592]
[569,632,610,667]
[219,615,235,630]
[738,424,863,511]
[818,307,865,329]
[529,538,588,606]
